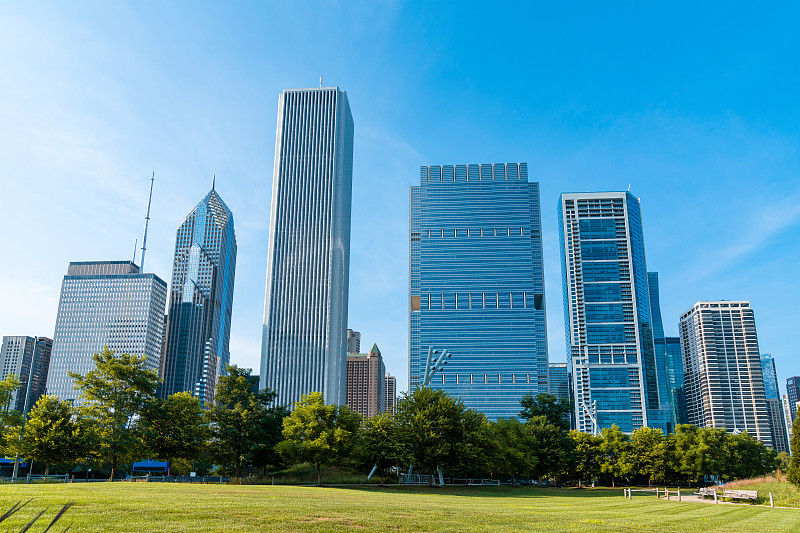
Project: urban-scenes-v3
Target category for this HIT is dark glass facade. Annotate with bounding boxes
[160,188,237,406]
[409,163,548,420]
[559,192,668,434]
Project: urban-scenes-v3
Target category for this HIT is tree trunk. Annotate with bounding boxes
[45,463,50,476]
[578,478,582,488]
[317,463,322,486]
[612,476,616,488]
[167,461,171,477]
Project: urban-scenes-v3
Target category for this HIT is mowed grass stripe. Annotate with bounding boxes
[1,484,799,532]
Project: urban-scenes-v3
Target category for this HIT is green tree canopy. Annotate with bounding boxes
[519,392,571,431]
[392,387,467,479]
[20,395,86,475]
[788,410,800,486]
[526,415,572,482]
[490,418,536,483]
[598,425,629,487]
[625,426,668,486]
[141,392,207,475]
[69,346,160,479]
[276,391,361,485]
[360,413,410,485]
[205,365,287,479]
[569,430,603,487]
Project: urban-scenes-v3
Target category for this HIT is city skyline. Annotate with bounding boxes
[2,3,799,398]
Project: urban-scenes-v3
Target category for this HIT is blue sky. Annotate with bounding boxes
[1,2,799,395]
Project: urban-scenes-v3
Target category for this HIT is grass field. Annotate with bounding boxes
[721,475,800,508]
[2,483,800,532]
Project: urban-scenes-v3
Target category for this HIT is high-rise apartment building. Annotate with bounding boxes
[548,362,570,403]
[385,373,397,415]
[647,272,687,431]
[679,301,772,446]
[346,329,361,355]
[160,186,237,405]
[345,344,385,419]
[787,376,800,410]
[1,336,34,411]
[783,394,797,441]
[761,353,789,453]
[47,261,166,404]
[559,192,667,434]
[261,87,354,407]
[409,163,547,420]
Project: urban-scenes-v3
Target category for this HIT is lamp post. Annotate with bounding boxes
[12,337,40,480]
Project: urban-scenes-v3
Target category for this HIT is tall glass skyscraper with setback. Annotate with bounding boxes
[160,186,237,406]
[409,162,547,420]
[559,192,668,434]
[47,261,166,404]
[261,88,354,407]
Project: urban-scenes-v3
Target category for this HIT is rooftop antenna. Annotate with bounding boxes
[627,183,631,191]
[319,75,322,88]
[132,238,138,264]
[140,172,155,272]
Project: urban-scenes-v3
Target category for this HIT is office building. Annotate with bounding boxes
[788,377,800,410]
[160,186,237,405]
[679,301,772,446]
[47,261,167,404]
[648,272,687,430]
[261,87,354,407]
[409,162,548,420]
[783,394,797,441]
[559,192,667,434]
[346,329,361,355]
[548,362,570,402]
[28,337,52,411]
[345,344,385,419]
[761,353,789,453]
[1,336,34,411]
[385,373,397,415]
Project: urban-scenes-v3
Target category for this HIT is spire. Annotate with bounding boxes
[212,171,216,191]
[140,172,155,272]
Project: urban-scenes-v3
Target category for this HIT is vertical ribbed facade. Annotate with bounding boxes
[160,188,237,406]
[679,301,772,446]
[409,163,548,420]
[559,192,667,434]
[0,336,35,411]
[385,373,397,415]
[46,261,167,405]
[261,88,354,407]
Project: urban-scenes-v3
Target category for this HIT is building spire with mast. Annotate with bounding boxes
[140,172,154,272]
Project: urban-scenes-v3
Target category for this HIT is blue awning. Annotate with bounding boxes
[132,460,169,472]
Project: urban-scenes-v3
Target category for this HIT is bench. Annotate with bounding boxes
[696,487,717,498]
[723,490,758,501]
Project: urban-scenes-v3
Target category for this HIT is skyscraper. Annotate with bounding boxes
[787,376,800,409]
[548,362,570,403]
[261,87,354,406]
[345,344,385,419]
[761,353,789,453]
[679,301,772,446]
[160,186,237,406]
[385,373,397,415]
[409,163,548,420]
[346,329,361,355]
[1,336,34,411]
[558,192,667,434]
[47,261,166,404]
[648,272,687,431]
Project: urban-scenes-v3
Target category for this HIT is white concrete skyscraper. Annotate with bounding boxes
[679,301,772,446]
[261,87,354,406]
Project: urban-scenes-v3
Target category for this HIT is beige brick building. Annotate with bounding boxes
[345,344,385,419]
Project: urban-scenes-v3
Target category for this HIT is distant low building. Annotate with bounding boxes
[345,344,385,419]
[347,329,361,355]
[385,373,397,415]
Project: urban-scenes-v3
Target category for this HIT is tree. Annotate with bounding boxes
[141,392,206,475]
[491,418,536,484]
[0,375,21,418]
[726,431,775,480]
[789,411,800,485]
[519,392,571,431]
[69,346,160,480]
[569,430,603,487]
[599,425,629,487]
[206,365,288,479]
[671,424,702,483]
[20,396,86,475]
[276,391,361,486]
[526,415,571,483]
[455,409,495,480]
[360,413,410,485]
[392,387,467,481]
[625,427,668,486]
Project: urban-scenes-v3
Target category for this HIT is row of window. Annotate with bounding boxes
[410,292,544,311]
[412,228,538,239]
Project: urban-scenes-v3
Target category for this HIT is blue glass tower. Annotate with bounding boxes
[160,186,237,405]
[559,192,667,433]
[409,163,547,420]
[648,271,687,431]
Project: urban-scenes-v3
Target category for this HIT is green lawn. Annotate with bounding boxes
[1,483,799,532]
